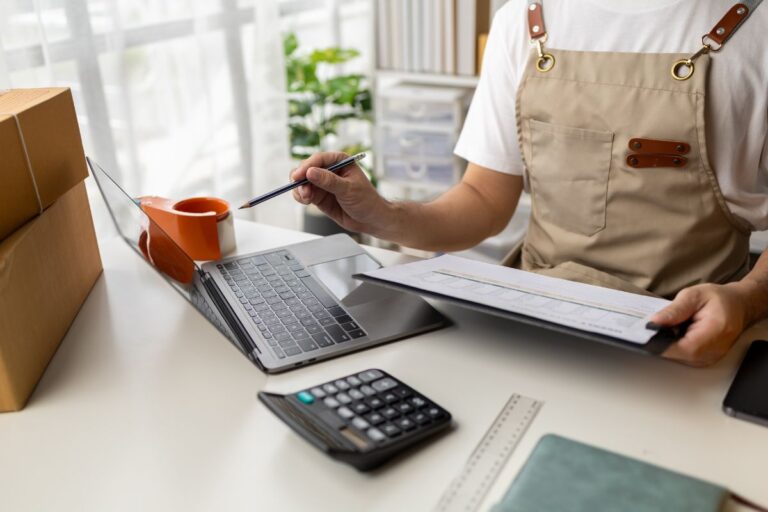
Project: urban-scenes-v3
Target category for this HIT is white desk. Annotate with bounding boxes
[2,220,767,512]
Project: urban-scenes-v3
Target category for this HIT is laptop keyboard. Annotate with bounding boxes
[217,249,367,360]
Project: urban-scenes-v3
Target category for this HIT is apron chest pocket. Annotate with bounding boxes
[527,119,614,236]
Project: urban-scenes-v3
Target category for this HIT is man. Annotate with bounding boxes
[290,0,768,366]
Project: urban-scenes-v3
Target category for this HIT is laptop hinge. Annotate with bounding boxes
[200,271,264,368]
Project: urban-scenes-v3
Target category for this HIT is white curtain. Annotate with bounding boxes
[0,0,372,232]
[250,0,294,229]
[0,0,294,229]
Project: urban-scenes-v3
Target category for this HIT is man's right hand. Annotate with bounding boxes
[290,152,393,236]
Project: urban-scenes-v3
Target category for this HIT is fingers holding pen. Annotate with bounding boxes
[298,184,313,203]
[291,153,348,204]
[290,180,314,204]
[293,152,347,180]
[289,164,317,205]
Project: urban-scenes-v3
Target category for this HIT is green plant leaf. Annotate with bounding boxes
[283,33,299,57]
[286,59,320,93]
[354,89,373,112]
[326,75,362,105]
[289,123,321,148]
[285,60,303,91]
[291,150,314,160]
[310,47,360,64]
[326,112,359,132]
[341,143,368,158]
[283,32,374,181]
[288,98,313,117]
[328,112,358,122]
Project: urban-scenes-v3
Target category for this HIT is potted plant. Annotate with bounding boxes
[283,32,375,236]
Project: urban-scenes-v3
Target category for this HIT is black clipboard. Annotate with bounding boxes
[353,273,681,356]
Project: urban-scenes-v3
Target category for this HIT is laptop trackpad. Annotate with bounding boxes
[340,281,403,307]
[310,253,381,304]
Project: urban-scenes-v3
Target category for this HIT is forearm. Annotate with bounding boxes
[731,251,768,326]
[372,183,512,251]
[371,165,524,252]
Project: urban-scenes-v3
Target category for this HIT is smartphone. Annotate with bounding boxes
[723,340,768,427]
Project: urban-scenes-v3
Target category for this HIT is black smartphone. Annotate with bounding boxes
[723,340,768,427]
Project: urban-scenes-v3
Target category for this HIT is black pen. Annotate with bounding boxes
[238,153,366,209]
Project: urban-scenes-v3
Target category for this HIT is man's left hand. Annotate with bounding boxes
[650,282,756,367]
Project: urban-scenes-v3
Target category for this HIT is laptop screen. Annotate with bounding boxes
[89,158,244,353]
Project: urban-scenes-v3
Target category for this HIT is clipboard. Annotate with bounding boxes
[352,272,680,356]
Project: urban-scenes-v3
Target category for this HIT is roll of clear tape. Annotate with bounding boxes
[140,196,237,261]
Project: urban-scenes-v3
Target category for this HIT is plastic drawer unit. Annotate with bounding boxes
[375,83,472,191]
[380,126,455,159]
[378,85,468,126]
[381,157,459,186]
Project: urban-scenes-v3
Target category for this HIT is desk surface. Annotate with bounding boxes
[2,220,767,512]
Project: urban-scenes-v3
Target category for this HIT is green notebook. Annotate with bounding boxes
[493,435,728,512]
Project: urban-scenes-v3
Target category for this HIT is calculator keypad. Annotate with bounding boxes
[297,369,449,446]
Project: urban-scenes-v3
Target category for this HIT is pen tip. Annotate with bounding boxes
[238,204,248,210]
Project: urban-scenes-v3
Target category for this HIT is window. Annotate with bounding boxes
[0,0,372,231]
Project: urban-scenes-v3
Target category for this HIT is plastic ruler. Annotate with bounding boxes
[434,393,542,512]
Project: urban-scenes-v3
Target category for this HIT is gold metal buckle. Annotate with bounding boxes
[700,34,722,52]
[671,36,718,81]
[534,37,555,73]
[670,58,695,81]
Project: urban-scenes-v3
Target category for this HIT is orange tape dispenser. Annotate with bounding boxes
[137,196,236,284]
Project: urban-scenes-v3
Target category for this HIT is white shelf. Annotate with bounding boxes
[375,69,479,88]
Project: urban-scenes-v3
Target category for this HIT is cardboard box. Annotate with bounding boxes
[0,182,102,412]
[0,88,88,241]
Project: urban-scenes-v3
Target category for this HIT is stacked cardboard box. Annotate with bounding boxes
[0,88,102,412]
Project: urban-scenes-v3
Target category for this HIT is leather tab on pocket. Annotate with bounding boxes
[626,154,687,168]
[627,138,690,155]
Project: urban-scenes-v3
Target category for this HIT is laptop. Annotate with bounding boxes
[89,158,448,373]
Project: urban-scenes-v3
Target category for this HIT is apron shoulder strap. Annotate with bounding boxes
[526,1,547,41]
[673,0,763,80]
[524,0,763,47]
[705,1,763,48]
[525,1,556,72]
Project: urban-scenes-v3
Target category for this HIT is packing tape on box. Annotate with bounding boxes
[1,112,44,214]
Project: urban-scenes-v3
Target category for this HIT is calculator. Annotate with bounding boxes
[258,369,453,471]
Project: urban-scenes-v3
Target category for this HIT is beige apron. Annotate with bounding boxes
[502,1,758,299]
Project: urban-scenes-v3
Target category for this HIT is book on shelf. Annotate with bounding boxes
[411,0,422,71]
[477,33,488,74]
[375,0,503,77]
[376,0,391,69]
[442,0,456,74]
[401,0,412,70]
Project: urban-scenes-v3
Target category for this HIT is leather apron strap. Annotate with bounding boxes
[672,0,764,80]
[528,0,764,42]
[528,1,763,80]
[526,1,555,73]
[707,0,764,46]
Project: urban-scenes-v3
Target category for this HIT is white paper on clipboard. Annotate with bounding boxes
[361,255,671,344]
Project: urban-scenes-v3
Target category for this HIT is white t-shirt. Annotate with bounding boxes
[454,0,768,230]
